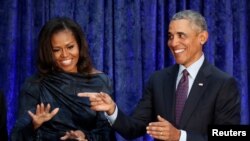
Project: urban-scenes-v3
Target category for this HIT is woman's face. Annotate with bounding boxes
[51,29,79,73]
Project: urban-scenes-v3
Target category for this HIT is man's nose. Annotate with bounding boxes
[169,37,179,47]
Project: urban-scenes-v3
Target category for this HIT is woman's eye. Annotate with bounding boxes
[52,49,60,52]
[68,45,74,49]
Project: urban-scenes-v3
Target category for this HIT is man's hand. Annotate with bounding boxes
[28,103,59,129]
[146,115,180,141]
[78,92,116,115]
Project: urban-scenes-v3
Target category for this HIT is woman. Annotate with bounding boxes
[11,17,116,141]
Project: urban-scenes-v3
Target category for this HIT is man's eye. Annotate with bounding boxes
[168,35,173,40]
[179,34,185,38]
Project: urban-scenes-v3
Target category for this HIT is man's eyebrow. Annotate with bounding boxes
[168,31,186,34]
[168,32,186,36]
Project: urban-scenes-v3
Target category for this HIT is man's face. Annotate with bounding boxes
[167,19,207,67]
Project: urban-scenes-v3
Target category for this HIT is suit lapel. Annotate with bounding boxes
[179,60,212,128]
[162,65,179,123]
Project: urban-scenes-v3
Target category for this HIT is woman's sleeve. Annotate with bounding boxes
[11,78,40,141]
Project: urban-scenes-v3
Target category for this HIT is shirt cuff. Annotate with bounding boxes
[179,130,187,141]
[104,105,118,125]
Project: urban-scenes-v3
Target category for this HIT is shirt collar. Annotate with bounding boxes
[178,54,205,79]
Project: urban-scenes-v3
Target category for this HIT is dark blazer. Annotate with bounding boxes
[0,91,8,141]
[112,60,240,141]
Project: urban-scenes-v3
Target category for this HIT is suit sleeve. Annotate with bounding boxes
[187,77,241,141]
[213,77,241,124]
[112,76,155,139]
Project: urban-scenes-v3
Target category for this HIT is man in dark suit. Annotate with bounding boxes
[0,90,8,141]
[78,10,240,141]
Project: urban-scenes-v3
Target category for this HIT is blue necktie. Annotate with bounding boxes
[175,69,189,125]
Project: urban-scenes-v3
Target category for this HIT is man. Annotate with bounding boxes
[0,90,8,141]
[78,10,240,141]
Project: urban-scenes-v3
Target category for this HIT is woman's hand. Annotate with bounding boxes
[60,130,87,141]
[28,103,59,129]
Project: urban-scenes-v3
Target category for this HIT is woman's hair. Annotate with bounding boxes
[37,17,93,75]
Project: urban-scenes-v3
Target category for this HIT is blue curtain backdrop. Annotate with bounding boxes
[0,0,249,140]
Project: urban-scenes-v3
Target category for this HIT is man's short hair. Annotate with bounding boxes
[171,10,207,32]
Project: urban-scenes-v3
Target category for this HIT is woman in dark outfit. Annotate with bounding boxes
[11,17,116,141]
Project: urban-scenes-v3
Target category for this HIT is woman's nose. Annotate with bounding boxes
[61,49,69,57]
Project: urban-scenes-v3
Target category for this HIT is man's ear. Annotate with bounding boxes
[199,31,208,45]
